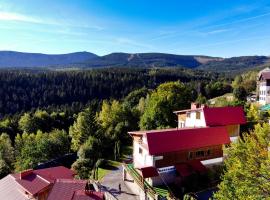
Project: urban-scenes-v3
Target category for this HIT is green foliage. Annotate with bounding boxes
[215,123,270,199]
[246,104,260,122]
[140,81,194,130]
[69,107,98,151]
[233,86,247,101]
[0,133,14,177]
[72,136,102,179]
[204,81,232,99]
[15,129,70,171]
[232,71,258,93]
[195,94,208,104]
[19,110,73,134]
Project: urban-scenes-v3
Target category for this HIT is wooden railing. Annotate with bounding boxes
[123,163,159,199]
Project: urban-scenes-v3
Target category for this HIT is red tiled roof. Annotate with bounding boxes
[34,166,75,183]
[15,173,51,195]
[139,166,159,178]
[12,166,75,196]
[47,179,104,200]
[146,127,230,155]
[72,190,104,200]
[203,106,246,126]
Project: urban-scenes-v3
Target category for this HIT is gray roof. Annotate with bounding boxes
[0,175,28,200]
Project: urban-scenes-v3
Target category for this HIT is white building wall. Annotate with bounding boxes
[185,110,206,127]
[133,140,154,168]
[259,85,270,105]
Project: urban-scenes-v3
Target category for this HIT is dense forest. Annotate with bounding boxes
[1,66,269,199]
[0,67,229,117]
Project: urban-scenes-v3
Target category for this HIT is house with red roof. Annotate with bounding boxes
[174,103,246,142]
[0,166,104,200]
[123,103,246,199]
[47,179,104,200]
[258,68,270,105]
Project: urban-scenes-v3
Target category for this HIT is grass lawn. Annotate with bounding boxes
[97,145,133,181]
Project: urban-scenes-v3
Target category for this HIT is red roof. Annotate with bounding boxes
[15,173,51,195]
[139,167,159,178]
[72,190,104,200]
[47,179,104,200]
[12,166,75,196]
[34,166,75,183]
[146,127,230,155]
[203,106,246,126]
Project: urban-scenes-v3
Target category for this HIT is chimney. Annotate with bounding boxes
[191,102,207,109]
[20,169,34,179]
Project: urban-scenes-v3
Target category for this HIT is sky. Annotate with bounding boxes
[0,0,270,57]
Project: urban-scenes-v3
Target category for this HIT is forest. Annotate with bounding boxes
[0,67,268,199]
[0,67,227,117]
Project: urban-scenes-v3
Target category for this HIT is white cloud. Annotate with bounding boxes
[0,11,104,31]
[0,11,42,23]
[204,29,230,35]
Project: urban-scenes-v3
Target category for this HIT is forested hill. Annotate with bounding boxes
[0,51,220,68]
[0,68,230,117]
[0,51,98,67]
[0,51,269,72]
[82,53,221,68]
[198,56,270,73]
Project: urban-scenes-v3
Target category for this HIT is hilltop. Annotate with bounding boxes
[0,51,269,73]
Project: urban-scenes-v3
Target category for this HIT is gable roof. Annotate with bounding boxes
[203,106,246,126]
[0,175,28,200]
[259,71,270,81]
[9,166,75,197]
[47,179,103,200]
[15,173,51,196]
[146,127,230,155]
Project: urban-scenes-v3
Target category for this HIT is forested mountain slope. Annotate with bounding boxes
[0,68,227,117]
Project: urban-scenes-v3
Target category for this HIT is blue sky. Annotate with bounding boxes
[0,0,270,57]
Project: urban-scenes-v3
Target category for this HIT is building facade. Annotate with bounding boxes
[258,68,270,105]
[123,104,246,199]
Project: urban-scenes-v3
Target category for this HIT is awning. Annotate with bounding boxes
[139,167,159,178]
[175,164,193,177]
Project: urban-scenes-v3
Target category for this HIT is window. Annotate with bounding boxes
[188,152,193,159]
[206,149,211,156]
[196,112,200,119]
[139,147,143,154]
[186,112,190,118]
[195,150,204,157]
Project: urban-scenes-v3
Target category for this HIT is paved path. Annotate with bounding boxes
[100,164,140,200]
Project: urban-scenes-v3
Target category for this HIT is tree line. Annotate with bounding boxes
[0,67,226,117]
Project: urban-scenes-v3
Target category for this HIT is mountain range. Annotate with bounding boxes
[0,51,269,72]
